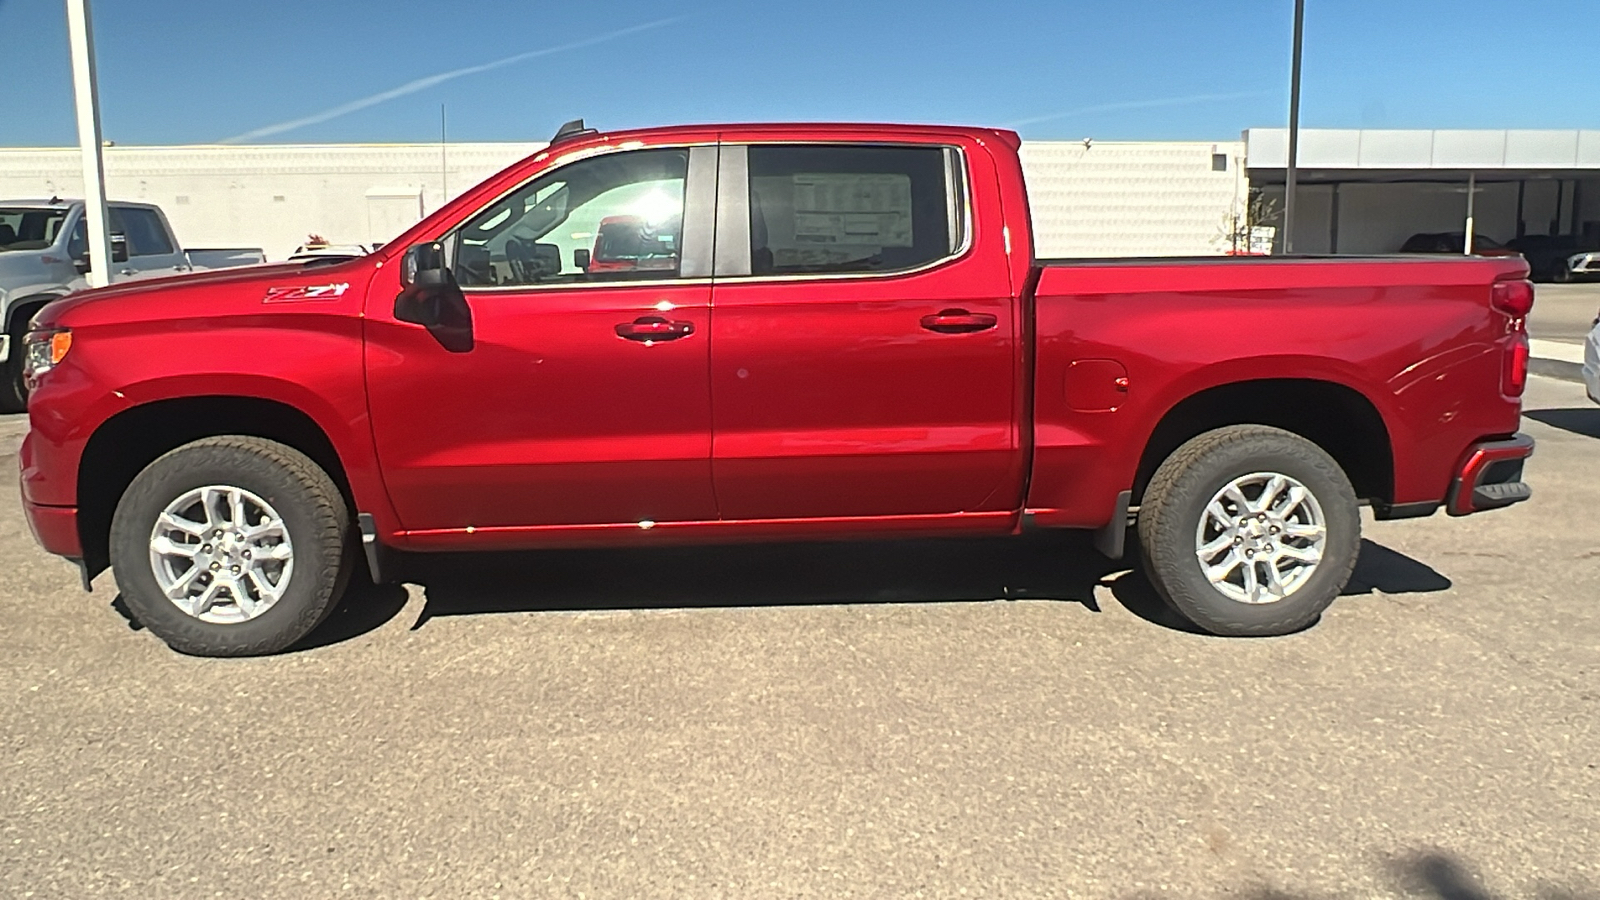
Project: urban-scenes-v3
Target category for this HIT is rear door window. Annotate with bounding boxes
[744,145,962,276]
[112,207,176,256]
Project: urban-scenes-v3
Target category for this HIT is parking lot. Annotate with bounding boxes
[1,376,1596,898]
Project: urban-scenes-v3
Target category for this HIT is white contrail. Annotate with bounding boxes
[219,17,683,143]
[1004,91,1274,128]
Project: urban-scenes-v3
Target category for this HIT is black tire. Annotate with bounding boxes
[1137,425,1361,637]
[109,436,353,656]
[1553,263,1573,284]
[0,313,29,414]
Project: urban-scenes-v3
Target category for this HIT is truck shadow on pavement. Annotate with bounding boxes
[291,533,1451,647]
[1523,407,1600,439]
[1241,849,1599,900]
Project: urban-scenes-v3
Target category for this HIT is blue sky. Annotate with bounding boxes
[0,0,1595,147]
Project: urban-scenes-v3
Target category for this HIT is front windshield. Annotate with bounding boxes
[0,208,69,252]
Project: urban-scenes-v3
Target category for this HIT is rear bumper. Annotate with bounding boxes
[23,499,83,559]
[1446,433,1535,516]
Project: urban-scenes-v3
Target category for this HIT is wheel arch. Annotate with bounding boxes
[75,396,358,579]
[1132,377,1395,508]
[5,291,69,332]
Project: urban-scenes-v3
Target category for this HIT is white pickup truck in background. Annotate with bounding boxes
[0,199,266,411]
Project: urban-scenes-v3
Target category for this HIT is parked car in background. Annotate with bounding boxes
[21,121,1536,656]
[0,198,264,411]
[583,215,679,274]
[287,237,375,266]
[1506,234,1600,282]
[1399,232,1521,257]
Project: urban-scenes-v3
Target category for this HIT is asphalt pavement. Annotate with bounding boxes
[1529,282,1599,345]
[1,376,1596,899]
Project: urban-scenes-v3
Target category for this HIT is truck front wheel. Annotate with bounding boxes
[1137,425,1361,636]
[109,436,353,656]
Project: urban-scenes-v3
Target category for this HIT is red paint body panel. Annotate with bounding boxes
[708,129,1020,519]
[23,501,82,558]
[1024,256,1529,527]
[17,121,1534,568]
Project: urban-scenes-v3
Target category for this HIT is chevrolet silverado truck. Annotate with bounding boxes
[0,198,265,412]
[20,121,1537,656]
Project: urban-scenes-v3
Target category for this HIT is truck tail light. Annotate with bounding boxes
[1491,279,1534,318]
[1502,332,1529,398]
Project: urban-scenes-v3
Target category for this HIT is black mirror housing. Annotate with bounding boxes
[395,242,473,352]
[401,242,446,288]
[574,248,591,270]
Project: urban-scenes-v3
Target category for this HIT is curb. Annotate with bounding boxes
[1528,339,1588,384]
[1530,357,1585,383]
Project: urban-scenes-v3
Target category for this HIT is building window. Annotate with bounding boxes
[1212,153,1229,172]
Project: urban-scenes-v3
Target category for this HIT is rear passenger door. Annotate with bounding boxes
[110,205,188,278]
[707,138,1020,520]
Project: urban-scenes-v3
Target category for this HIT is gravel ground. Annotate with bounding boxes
[1,375,1595,899]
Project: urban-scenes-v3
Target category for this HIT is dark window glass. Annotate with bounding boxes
[67,219,86,258]
[1211,153,1228,172]
[453,149,689,287]
[113,208,175,256]
[745,145,958,276]
[0,208,69,251]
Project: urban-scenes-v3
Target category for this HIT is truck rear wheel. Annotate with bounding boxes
[1137,425,1361,636]
[109,436,353,656]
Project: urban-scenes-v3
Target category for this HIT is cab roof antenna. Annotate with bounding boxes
[550,118,598,145]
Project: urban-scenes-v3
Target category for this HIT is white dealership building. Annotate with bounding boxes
[0,129,1595,261]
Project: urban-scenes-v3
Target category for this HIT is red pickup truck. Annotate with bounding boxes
[19,121,1536,656]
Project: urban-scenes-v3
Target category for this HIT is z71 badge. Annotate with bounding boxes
[263,283,350,303]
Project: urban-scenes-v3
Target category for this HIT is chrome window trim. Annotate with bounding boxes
[714,142,975,284]
[459,277,713,294]
[445,141,716,294]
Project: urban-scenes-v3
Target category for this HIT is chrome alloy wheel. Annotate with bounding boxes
[1194,472,1327,605]
[148,485,295,624]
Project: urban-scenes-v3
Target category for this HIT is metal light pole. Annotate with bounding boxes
[1282,0,1305,254]
[65,0,112,288]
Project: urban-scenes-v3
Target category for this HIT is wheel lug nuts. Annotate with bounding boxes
[1270,526,1280,534]
[1246,549,1255,558]
[1234,536,1243,545]
[231,565,241,574]
[210,562,221,571]
[201,544,211,553]
[1265,544,1275,552]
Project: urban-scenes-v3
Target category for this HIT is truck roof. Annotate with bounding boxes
[560,122,1021,147]
[0,199,164,210]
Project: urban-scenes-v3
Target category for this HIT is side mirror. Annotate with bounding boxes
[574,248,591,271]
[395,242,473,352]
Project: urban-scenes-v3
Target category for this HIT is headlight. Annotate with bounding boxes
[23,328,72,384]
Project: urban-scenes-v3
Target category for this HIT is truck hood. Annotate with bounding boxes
[34,259,371,329]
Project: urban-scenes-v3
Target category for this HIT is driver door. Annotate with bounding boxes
[365,143,721,535]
